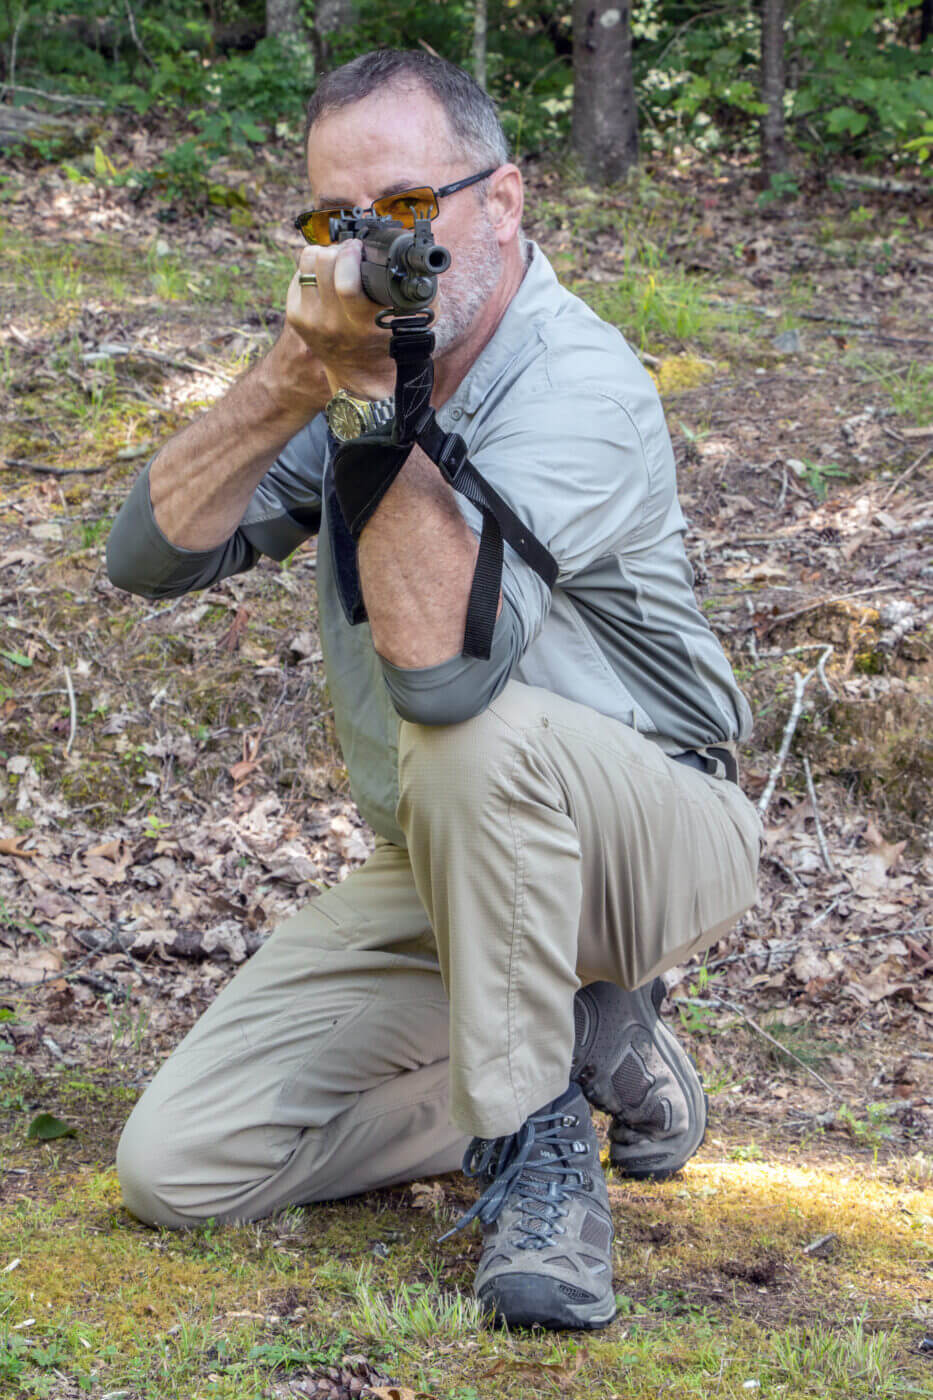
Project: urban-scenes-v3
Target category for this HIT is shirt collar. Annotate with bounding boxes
[448,242,562,416]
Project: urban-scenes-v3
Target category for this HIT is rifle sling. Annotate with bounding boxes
[332,319,558,661]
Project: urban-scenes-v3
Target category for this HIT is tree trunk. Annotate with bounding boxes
[311,0,356,70]
[922,0,933,44]
[266,0,303,40]
[760,0,787,179]
[571,1,638,185]
[473,0,488,90]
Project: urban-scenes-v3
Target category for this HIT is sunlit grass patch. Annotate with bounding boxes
[769,1317,907,1398]
[573,268,730,353]
[851,356,933,426]
[1,1138,929,1399]
[348,1266,491,1344]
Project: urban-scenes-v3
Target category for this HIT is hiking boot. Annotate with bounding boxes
[440,1083,616,1331]
[572,978,707,1181]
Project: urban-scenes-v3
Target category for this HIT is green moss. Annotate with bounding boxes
[854,648,884,675]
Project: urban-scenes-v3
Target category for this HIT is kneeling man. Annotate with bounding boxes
[107,49,760,1331]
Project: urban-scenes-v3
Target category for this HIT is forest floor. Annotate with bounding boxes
[0,124,931,1399]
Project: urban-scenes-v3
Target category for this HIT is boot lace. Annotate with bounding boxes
[438,1111,589,1251]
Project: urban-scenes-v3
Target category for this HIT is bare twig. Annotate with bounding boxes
[3,458,107,477]
[754,582,903,635]
[763,850,804,889]
[676,994,844,1100]
[758,647,831,820]
[833,171,929,196]
[4,6,28,99]
[878,443,933,509]
[777,463,788,511]
[703,920,932,975]
[63,665,77,755]
[123,0,155,66]
[139,596,184,624]
[816,645,834,699]
[83,343,233,384]
[0,83,107,107]
[796,310,877,328]
[803,756,834,873]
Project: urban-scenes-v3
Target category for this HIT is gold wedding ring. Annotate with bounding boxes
[298,271,318,287]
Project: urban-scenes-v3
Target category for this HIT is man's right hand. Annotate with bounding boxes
[286,242,396,402]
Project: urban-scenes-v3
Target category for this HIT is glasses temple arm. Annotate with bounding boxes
[436,167,499,199]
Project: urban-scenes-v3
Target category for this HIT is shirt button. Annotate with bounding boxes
[450,407,463,420]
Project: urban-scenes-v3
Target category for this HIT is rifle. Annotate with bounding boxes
[326,211,451,316]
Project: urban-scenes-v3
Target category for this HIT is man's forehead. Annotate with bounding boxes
[307,84,456,183]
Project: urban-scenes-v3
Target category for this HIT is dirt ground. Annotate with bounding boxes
[0,128,931,1397]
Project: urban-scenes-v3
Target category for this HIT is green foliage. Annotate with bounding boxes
[792,0,933,161]
[1,0,929,193]
[315,0,575,157]
[27,1112,76,1142]
[757,171,801,208]
[794,458,851,500]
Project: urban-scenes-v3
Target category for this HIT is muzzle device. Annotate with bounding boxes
[328,211,451,317]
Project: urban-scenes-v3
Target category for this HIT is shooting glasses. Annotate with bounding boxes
[294,167,498,246]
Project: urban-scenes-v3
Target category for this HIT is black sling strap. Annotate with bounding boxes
[414,411,558,658]
[332,313,558,661]
[394,315,557,660]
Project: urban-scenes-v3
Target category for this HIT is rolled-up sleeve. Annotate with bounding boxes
[106,416,328,600]
[377,379,658,724]
[380,599,524,725]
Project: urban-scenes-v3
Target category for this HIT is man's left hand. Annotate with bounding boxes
[286,241,396,402]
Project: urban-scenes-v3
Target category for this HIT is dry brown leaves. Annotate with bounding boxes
[483,1349,587,1386]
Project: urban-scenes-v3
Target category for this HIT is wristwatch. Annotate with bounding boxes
[325,389,395,442]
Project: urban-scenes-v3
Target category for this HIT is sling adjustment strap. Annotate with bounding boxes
[334,314,559,662]
[389,313,557,660]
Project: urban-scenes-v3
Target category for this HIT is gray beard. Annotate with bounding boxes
[431,213,503,356]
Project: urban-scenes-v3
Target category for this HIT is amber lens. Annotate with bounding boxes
[373,188,439,224]
[295,210,339,245]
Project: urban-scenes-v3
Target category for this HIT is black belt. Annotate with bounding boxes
[673,747,738,784]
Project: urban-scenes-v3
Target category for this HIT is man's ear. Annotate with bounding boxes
[486,164,524,244]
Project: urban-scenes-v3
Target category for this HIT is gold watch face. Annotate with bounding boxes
[328,395,366,441]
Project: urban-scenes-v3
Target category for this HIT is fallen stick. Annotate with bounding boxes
[757,646,832,820]
[63,664,77,756]
[878,443,933,509]
[833,171,929,196]
[754,582,902,635]
[0,83,107,107]
[703,920,932,975]
[803,755,834,873]
[83,342,233,384]
[3,458,107,476]
[675,994,844,1101]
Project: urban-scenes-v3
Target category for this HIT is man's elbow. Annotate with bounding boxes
[105,534,163,600]
[388,685,493,728]
[380,605,522,727]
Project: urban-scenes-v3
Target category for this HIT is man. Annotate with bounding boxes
[107,49,760,1331]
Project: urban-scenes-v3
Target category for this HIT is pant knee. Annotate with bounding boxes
[398,700,520,821]
[116,1107,192,1229]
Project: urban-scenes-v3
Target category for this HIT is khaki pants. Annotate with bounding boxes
[118,681,760,1228]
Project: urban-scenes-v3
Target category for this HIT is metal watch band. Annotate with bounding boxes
[326,390,396,441]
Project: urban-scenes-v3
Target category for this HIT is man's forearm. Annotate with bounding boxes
[357,445,499,668]
[149,329,330,551]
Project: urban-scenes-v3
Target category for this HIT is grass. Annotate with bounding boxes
[572,268,731,354]
[0,1059,930,1399]
[851,358,933,426]
[759,1019,843,1072]
[770,1318,908,1398]
[2,159,932,1398]
[347,1269,492,1345]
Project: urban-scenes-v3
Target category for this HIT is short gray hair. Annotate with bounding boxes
[306,49,510,170]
